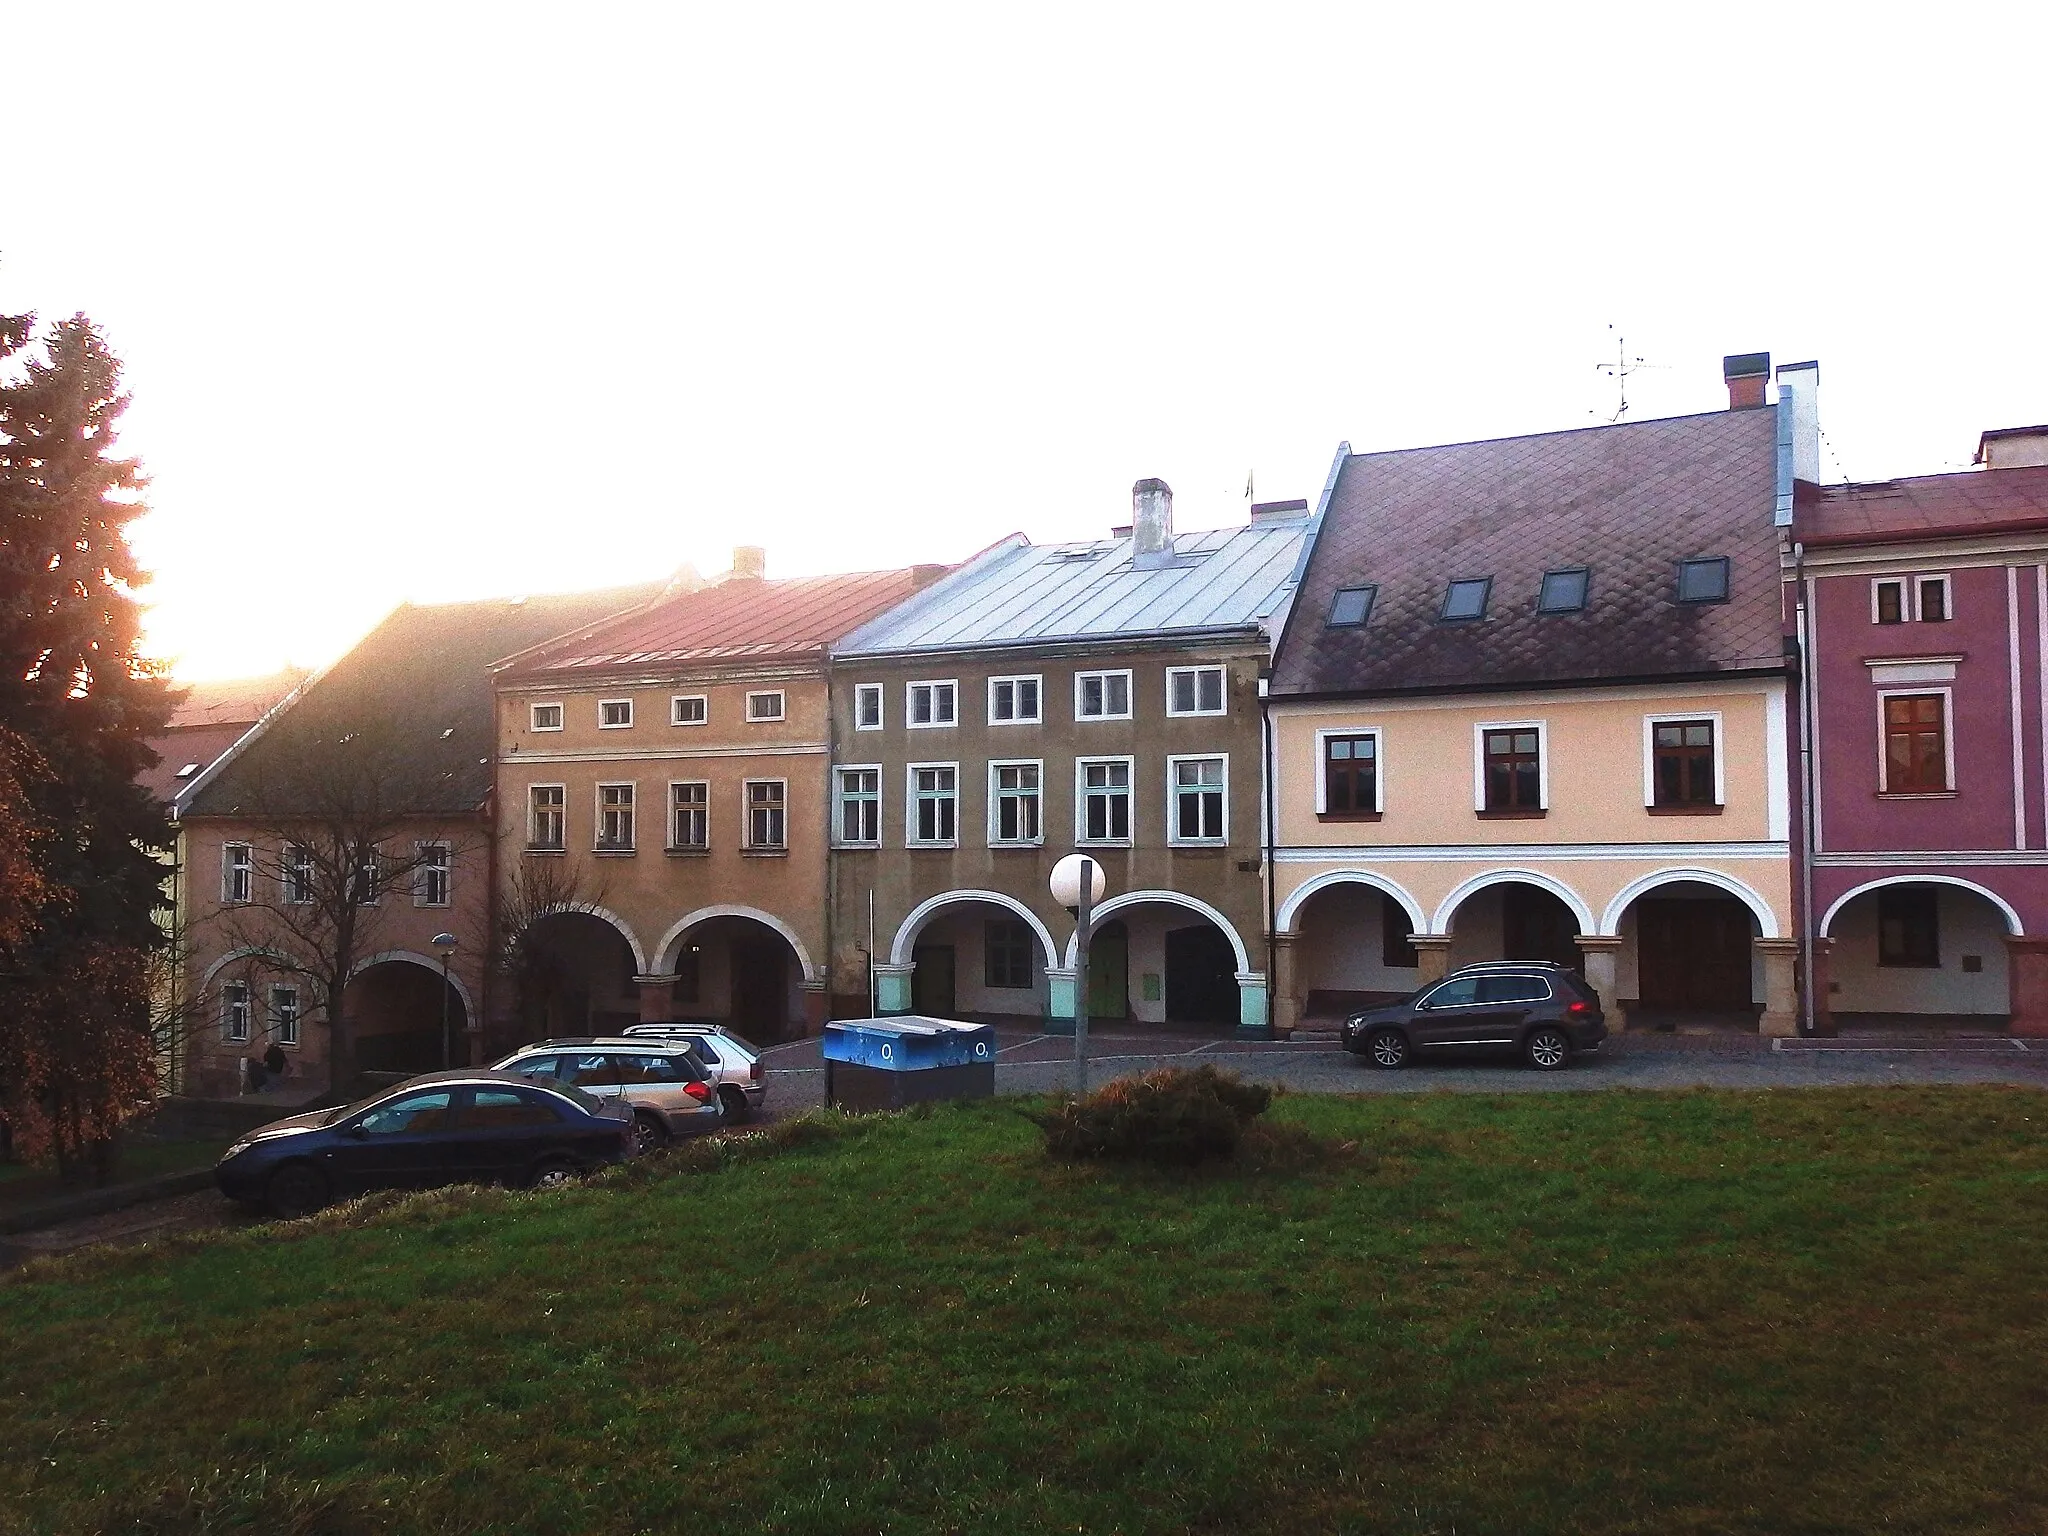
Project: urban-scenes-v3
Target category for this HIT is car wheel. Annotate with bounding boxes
[1367,1028,1409,1070]
[632,1112,669,1155]
[1525,1026,1571,1071]
[526,1157,579,1191]
[719,1086,750,1125]
[265,1162,329,1219]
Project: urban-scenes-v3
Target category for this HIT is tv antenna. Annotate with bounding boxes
[1593,326,1664,423]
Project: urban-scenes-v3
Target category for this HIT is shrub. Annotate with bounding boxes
[1035,1065,1274,1167]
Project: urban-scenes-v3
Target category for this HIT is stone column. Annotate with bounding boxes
[1573,935,1625,1031]
[799,979,829,1036]
[1409,935,1452,985]
[1754,938,1800,1037]
[872,962,914,1018]
[2003,936,2048,1037]
[1270,934,1301,1039]
[635,974,676,1023]
[1044,967,1078,1036]
[1235,972,1271,1041]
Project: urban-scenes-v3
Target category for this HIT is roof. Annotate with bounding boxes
[1272,408,1787,698]
[1797,464,2048,546]
[498,568,942,680]
[183,583,658,820]
[137,721,253,805]
[833,520,1310,657]
[168,670,305,729]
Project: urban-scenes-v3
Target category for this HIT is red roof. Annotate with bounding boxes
[499,568,941,678]
[1798,465,2048,546]
[167,669,305,729]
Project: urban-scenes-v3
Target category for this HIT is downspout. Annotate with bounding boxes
[1261,669,1278,1040]
[1794,540,1818,1035]
[483,777,499,1059]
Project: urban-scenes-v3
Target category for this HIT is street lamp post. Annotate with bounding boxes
[431,932,459,1068]
[1049,855,1106,1097]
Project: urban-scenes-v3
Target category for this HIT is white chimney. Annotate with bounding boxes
[731,546,767,580]
[1776,360,1820,485]
[1131,478,1174,570]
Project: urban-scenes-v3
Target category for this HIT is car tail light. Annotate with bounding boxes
[749,1060,762,1082]
[1567,1000,1591,1014]
[683,1080,714,1103]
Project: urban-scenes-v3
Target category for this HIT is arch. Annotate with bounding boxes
[1431,869,1595,939]
[890,890,1060,970]
[200,944,301,991]
[1819,875,2022,940]
[532,903,648,974]
[1062,889,1253,974]
[348,951,478,1021]
[657,904,818,982]
[1600,868,1781,939]
[1276,870,1427,939]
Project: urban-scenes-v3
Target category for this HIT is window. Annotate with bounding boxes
[416,842,451,906]
[670,782,708,850]
[985,919,1033,990]
[1441,578,1491,621]
[1381,894,1417,969]
[1170,755,1227,843]
[1537,567,1590,614]
[1482,726,1543,812]
[1418,976,1480,1009]
[990,761,1042,844]
[745,691,784,723]
[989,675,1042,725]
[529,784,565,850]
[1078,758,1132,843]
[1878,888,1940,967]
[352,848,382,905]
[1477,974,1552,1004]
[907,681,956,728]
[597,783,635,850]
[222,981,250,1043]
[1651,719,1718,808]
[1166,666,1226,717]
[1075,670,1132,721]
[746,780,787,849]
[222,843,252,905]
[1918,575,1951,622]
[599,699,633,728]
[854,683,883,730]
[459,1089,561,1129]
[1322,733,1380,816]
[358,1090,454,1137]
[282,844,312,905]
[269,984,300,1047]
[1329,585,1375,627]
[909,764,958,845]
[1883,693,1949,793]
[1676,556,1731,604]
[834,767,880,845]
[671,695,708,726]
[530,702,564,732]
[1874,579,1907,625]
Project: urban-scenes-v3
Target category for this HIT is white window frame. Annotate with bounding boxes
[530,701,565,732]
[596,781,637,852]
[598,698,634,729]
[987,674,1044,726]
[854,683,884,731]
[1472,719,1550,812]
[987,758,1045,846]
[1915,572,1953,622]
[1166,753,1229,845]
[1074,668,1134,722]
[281,843,314,905]
[222,980,250,1043]
[1641,711,1725,809]
[414,841,452,907]
[1876,686,1957,794]
[906,761,960,848]
[352,847,383,906]
[528,783,566,851]
[906,680,958,729]
[743,778,788,849]
[671,695,708,727]
[269,984,300,1048]
[745,690,786,723]
[833,764,882,847]
[668,780,709,851]
[1075,755,1136,847]
[1165,665,1228,718]
[222,842,253,905]
[1313,727,1385,814]
[1870,578,1908,625]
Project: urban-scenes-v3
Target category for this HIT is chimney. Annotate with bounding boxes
[1131,478,1174,570]
[731,546,766,581]
[909,563,950,589]
[1976,426,2048,470]
[1776,360,1820,485]
[1723,352,1770,410]
[1250,498,1309,525]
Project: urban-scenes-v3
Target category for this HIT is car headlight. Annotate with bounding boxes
[223,1138,253,1160]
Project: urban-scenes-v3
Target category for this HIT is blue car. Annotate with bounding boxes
[215,1069,637,1218]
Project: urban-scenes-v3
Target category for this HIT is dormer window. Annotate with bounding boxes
[1441,578,1491,622]
[1676,557,1731,604]
[1329,586,1375,627]
[1536,567,1589,614]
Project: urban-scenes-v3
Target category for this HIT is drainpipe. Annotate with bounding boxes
[1261,668,1278,1038]
[1794,540,1818,1035]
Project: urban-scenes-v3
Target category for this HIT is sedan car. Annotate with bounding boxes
[215,1069,636,1218]
[493,1039,723,1152]
[1341,962,1607,1071]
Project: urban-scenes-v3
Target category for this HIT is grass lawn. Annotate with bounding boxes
[0,1137,232,1218]
[2,1087,2046,1535]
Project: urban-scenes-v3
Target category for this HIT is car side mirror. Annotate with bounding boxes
[341,1124,367,1140]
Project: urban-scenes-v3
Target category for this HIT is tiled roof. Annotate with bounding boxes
[1272,408,1786,698]
[500,568,941,678]
[834,520,1309,657]
[1797,464,2048,546]
[167,670,305,729]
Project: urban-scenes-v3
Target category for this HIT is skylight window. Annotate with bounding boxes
[1676,557,1732,604]
[175,762,200,778]
[1537,567,1590,614]
[1328,585,1376,627]
[1440,578,1491,622]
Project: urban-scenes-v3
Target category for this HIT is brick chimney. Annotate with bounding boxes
[731,546,766,580]
[1131,478,1174,570]
[1723,352,1770,411]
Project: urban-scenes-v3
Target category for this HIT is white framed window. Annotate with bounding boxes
[351,847,382,906]
[854,683,884,731]
[745,779,787,849]
[671,695,708,727]
[1473,720,1549,812]
[415,842,452,906]
[669,781,708,850]
[222,981,250,1043]
[745,691,785,723]
[1642,712,1724,809]
[1877,687,1955,795]
[269,984,300,1047]
[530,702,564,732]
[282,843,313,905]
[989,760,1043,845]
[1077,757,1134,845]
[529,784,566,850]
[1168,754,1228,844]
[599,698,633,729]
[1165,665,1227,717]
[222,842,253,905]
[1916,573,1952,623]
[907,681,957,728]
[597,783,636,851]
[834,766,881,845]
[1315,728,1385,815]
[908,762,958,846]
[1075,669,1133,721]
[988,675,1043,725]
[1871,578,1909,626]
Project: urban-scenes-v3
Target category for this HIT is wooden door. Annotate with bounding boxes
[911,944,956,1016]
[1636,898,1751,1009]
[732,933,790,1037]
[1087,922,1129,1020]
[1164,925,1238,1025]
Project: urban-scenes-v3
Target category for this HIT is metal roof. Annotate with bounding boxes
[833,519,1310,657]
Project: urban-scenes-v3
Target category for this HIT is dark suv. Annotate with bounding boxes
[1341,962,1606,1071]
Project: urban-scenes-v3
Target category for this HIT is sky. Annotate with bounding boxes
[4,3,2044,680]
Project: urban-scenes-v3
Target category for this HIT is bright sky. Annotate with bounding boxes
[5,4,2044,680]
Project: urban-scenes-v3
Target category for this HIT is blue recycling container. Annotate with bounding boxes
[822,1016,997,1110]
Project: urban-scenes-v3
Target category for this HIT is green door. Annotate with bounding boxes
[1087,921,1128,1021]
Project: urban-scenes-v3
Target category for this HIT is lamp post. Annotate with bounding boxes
[1049,854,1107,1097]
[431,932,459,1068]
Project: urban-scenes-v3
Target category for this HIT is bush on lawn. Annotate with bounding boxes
[1034,1065,1274,1167]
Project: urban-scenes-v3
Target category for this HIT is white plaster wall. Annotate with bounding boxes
[1295,884,1421,993]
[1829,887,2011,1015]
[1114,908,1170,1024]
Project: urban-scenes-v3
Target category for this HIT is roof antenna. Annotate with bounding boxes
[1592,325,1663,424]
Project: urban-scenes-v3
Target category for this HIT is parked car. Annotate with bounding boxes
[620,1021,768,1122]
[215,1069,635,1218]
[1341,961,1606,1071]
[493,1039,723,1152]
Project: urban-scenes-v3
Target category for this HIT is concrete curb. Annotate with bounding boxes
[0,1168,218,1237]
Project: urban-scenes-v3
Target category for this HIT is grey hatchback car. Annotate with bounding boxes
[493,1040,723,1153]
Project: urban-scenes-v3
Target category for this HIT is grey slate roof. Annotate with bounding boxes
[833,520,1310,658]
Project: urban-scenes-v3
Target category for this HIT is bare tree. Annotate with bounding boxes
[478,852,611,1051]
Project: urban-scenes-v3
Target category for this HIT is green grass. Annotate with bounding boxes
[0,1137,231,1216]
[3,1087,2046,1535]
